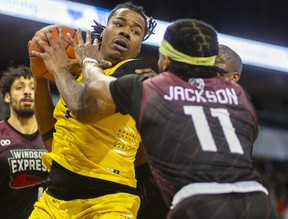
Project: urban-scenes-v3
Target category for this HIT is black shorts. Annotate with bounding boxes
[47,161,138,200]
[167,192,278,219]
[136,163,169,219]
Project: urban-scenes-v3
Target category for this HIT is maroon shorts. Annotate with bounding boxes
[167,192,278,219]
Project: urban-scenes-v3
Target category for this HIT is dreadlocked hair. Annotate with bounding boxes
[91,1,156,42]
[165,18,219,79]
[91,20,105,42]
[0,65,33,99]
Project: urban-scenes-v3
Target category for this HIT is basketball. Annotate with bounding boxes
[28,24,80,80]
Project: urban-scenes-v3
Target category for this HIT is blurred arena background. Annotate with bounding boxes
[0,0,287,217]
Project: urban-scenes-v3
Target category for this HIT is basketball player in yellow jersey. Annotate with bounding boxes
[47,60,142,186]
[29,2,158,219]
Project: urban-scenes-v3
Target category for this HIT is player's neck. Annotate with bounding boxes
[7,115,38,135]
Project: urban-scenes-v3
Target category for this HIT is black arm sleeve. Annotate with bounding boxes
[110,74,147,120]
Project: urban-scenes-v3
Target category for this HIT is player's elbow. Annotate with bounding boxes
[71,108,85,121]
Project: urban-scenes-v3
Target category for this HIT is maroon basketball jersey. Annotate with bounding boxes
[110,72,262,205]
[0,120,49,218]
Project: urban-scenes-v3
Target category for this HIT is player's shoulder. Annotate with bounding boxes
[118,59,150,71]
[205,77,240,89]
[0,120,13,138]
[112,59,150,78]
[0,119,7,128]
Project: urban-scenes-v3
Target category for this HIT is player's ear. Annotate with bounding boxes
[158,54,171,72]
[135,47,141,57]
[3,92,10,104]
[100,29,105,39]
[231,72,240,83]
[163,56,172,71]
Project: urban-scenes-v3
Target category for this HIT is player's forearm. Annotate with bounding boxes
[53,67,83,108]
[82,62,115,105]
[33,76,56,136]
[52,67,96,118]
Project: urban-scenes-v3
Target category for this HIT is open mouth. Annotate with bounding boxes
[113,38,129,51]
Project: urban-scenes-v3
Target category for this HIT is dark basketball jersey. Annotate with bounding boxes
[0,120,49,219]
[110,72,262,205]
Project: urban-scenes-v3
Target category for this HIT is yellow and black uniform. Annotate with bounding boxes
[29,59,150,219]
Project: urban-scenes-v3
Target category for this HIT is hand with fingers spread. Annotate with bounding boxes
[31,27,79,78]
[68,28,112,69]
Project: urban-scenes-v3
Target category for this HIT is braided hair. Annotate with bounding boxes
[91,1,156,42]
[0,65,33,99]
[164,19,221,79]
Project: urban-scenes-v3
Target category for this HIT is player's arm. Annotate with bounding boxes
[81,59,144,113]
[32,75,55,152]
[51,66,106,123]
[82,61,115,108]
